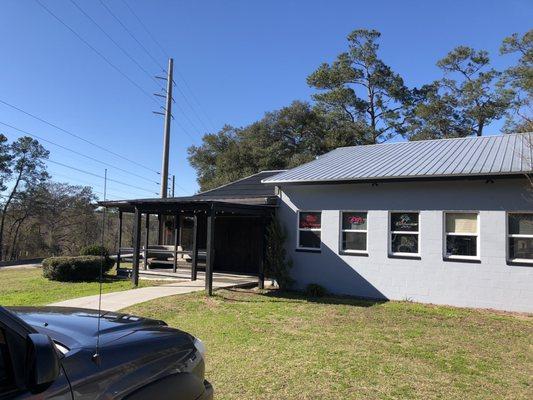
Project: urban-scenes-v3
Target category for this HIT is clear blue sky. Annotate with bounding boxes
[0,0,531,200]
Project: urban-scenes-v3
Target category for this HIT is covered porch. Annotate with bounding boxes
[101,197,275,295]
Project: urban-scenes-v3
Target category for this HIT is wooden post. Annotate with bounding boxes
[116,210,123,270]
[173,213,180,273]
[191,213,199,281]
[132,207,142,287]
[157,214,163,245]
[143,213,150,270]
[205,207,215,296]
[258,216,265,290]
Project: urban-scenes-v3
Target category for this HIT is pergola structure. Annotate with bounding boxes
[100,197,275,295]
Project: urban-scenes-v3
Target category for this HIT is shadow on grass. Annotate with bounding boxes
[219,287,388,308]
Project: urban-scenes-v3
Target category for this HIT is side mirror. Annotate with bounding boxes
[26,333,60,392]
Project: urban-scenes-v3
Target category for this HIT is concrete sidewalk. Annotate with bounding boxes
[49,275,256,311]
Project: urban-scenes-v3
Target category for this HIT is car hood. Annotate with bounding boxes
[8,306,176,350]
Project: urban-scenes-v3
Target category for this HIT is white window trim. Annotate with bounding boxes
[339,211,368,254]
[296,210,322,250]
[388,211,421,257]
[443,211,480,260]
[507,211,533,264]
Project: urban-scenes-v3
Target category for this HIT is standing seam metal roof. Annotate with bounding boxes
[262,133,533,184]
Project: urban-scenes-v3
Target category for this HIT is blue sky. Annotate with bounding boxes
[0,0,531,199]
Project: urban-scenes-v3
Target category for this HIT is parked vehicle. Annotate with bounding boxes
[0,306,213,399]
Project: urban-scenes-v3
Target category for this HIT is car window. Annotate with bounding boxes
[0,328,14,393]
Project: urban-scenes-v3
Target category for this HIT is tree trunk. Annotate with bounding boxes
[476,120,484,137]
[0,167,24,261]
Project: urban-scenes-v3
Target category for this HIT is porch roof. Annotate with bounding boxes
[99,170,282,215]
[99,197,276,215]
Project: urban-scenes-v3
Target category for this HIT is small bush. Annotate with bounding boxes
[264,218,293,289]
[42,256,113,282]
[80,244,114,270]
[80,244,109,258]
[305,283,327,298]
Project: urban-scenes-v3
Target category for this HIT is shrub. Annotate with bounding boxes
[80,244,109,258]
[80,244,114,270]
[42,256,113,282]
[305,283,327,298]
[264,218,293,289]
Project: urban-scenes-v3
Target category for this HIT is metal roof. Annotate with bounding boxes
[262,133,533,184]
[196,170,285,198]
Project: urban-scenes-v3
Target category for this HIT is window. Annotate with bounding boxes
[340,212,368,253]
[444,212,479,259]
[297,211,321,250]
[390,212,419,256]
[508,213,533,263]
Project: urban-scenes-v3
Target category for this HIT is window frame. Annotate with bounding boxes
[507,211,533,264]
[296,210,322,251]
[388,211,421,258]
[339,211,368,254]
[442,211,480,261]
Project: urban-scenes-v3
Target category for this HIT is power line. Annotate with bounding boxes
[120,0,217,132]
[69,0,167,96]
[117,0,213,134]
[35,0,161,107]
[47,159,158,195]
[0,120,160,186]
[0,98,160,175]
[52,171,139,200]
[98,0,165,72]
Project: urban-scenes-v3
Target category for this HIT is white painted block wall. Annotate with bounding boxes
[277,178,533,312]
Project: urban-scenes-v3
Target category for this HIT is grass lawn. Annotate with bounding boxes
[126,289,532,400]
[0,267,164,306]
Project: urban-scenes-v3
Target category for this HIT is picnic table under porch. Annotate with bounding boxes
[101,197,276,295]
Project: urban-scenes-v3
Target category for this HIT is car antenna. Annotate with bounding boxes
[92,168,107,365]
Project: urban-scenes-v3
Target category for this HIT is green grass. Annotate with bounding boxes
[125,289,533,400]
[0,267,164,306]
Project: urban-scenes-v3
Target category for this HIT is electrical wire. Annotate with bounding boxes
[69,0,167,96]
[120,0,218,132]
[35,0,161,107]
[0,120,160,186]
[47,159,158,195]
[98,0,165,72]
[0,98,160,175]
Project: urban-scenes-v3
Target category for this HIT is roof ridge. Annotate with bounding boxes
[336,132,531,150]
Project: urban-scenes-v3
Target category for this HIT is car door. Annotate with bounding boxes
[0,309,72,400]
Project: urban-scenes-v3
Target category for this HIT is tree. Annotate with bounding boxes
[500,30,533,132]
[434,46,513,137]
[188,101,328,191]
[0,136,49,260]
[307,29,412,144]
[406,83,471,140]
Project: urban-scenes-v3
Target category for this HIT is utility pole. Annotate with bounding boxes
[159,58,173,198]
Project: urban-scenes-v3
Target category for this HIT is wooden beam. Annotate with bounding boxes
[116,210,123,270]
[132,207,142,287]
[173,213,180,273]
[143,213,150,270]
[205,207,215,296]
[258,217,266,290]
[191,213,199,281]
[157,214,163,245]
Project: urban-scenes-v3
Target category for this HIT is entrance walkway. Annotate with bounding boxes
[49,273,256,311]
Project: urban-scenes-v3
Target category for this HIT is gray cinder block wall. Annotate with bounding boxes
[277,178,533,312]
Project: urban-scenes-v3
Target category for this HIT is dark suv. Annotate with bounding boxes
[0,306,213,399]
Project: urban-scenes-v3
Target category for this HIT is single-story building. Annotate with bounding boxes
[262,133,533,313]
[102,133,532,312]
